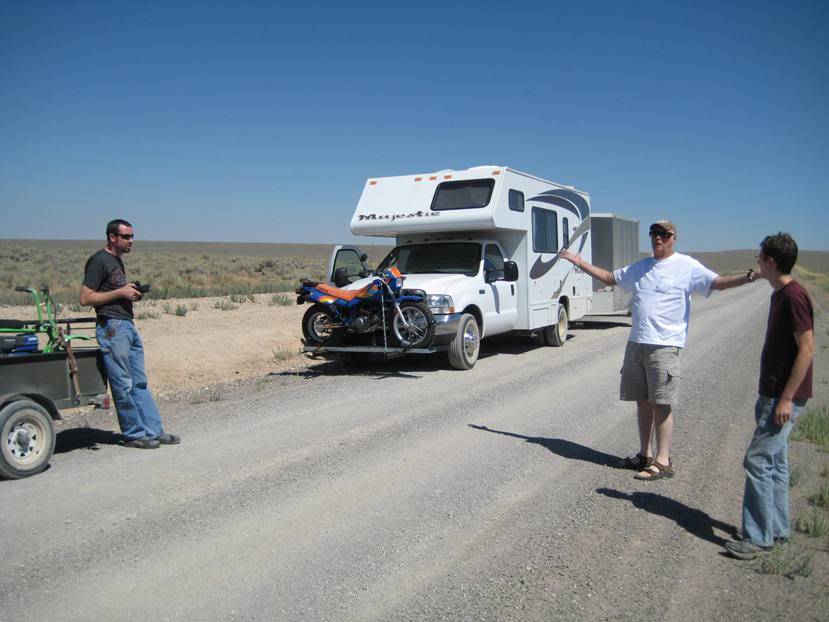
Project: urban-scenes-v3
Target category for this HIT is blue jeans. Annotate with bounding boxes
[741,395,807,547]
[96,319,164,441]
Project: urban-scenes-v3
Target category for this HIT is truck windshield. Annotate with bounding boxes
[377,243,482,276]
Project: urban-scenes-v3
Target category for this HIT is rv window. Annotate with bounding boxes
[508,189,525,212]
[431,179,495,211]
[562,217,570,247]
[532,207,559,254]
[377,242,481,277]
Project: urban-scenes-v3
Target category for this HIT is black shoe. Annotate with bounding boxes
[123,437,160,449]
[156,432,181,445]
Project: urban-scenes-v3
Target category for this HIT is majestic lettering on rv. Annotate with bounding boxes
[357,211,440,222]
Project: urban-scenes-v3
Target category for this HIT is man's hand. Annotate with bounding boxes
[119,283,142,302]
[774,397,793,426]
[559,248,580,266]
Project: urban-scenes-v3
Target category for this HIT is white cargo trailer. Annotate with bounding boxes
[312,165,630,369]
[587,213,640,316]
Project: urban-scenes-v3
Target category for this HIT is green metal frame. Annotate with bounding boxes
[0,287,92,354]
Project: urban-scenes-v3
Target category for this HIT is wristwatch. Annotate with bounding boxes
[746,269,755,282]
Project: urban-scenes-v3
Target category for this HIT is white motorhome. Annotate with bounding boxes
[310,165,605,369]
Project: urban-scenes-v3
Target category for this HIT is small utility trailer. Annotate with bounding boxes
[0,287,109,479]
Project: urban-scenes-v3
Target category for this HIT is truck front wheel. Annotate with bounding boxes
[447,313,480,370]
[0,400,56,479]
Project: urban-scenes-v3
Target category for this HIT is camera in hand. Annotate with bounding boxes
[133,281,151,294]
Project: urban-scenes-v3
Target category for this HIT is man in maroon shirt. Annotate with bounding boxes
[726,233,814,559]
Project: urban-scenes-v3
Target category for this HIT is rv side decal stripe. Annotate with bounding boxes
[528,231,589,280]
[530,189,590,221]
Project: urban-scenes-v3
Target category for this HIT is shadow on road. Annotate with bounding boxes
[596,487,738,546]
[55,427,123,453]
[575,319,631,330]
[468,424,619,467]
[270,359,427,379]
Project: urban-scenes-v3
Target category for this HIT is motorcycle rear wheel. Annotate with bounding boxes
[302,304,337,345]
[391,301,434,348]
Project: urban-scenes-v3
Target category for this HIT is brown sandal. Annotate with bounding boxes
[615,453,653,470]
[634,461,674,481]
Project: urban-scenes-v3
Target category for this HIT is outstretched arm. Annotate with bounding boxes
[711,270,756,291]
[558,249,616,286]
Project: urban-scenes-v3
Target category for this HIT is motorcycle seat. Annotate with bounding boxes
[315,283,372,302]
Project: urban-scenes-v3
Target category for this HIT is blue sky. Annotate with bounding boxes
[1,0,827,251]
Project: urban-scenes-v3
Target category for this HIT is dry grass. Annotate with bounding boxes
[0,240,393,306]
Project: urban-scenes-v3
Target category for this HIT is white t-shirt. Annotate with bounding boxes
[613,253,717,347]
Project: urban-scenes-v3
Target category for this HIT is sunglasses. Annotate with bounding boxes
[649,230,673,240]
[116,234,135,240]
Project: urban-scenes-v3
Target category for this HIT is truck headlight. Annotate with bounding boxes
[426,294,454,314]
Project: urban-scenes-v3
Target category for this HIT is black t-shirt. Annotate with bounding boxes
[759,280,813,400]
[83,249,133,320]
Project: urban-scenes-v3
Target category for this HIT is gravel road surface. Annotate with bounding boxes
[2,283,826,621]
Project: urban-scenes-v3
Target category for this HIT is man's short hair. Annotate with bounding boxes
[106,219,133,240]
[760,232,798,275]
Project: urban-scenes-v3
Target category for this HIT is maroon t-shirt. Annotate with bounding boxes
[759,280,813,399]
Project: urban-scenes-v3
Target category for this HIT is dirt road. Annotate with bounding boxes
[1,283,826,620]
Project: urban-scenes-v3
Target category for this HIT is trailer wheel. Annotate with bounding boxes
[0,400,56,479]
[302,304,337,346]
[447,313,480,370]
[543,305,568,347]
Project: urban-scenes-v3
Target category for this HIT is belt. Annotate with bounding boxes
[97,317,134,325]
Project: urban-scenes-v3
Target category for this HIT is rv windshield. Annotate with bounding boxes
[377,243,481,276]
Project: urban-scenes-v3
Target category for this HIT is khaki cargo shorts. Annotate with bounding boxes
[620,341,681,405]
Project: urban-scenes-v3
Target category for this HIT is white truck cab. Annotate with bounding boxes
[315,165,602,369]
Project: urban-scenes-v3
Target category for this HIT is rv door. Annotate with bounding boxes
[328,245,370,286]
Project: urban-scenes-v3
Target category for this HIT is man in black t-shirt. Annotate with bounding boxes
[81,219,180,450]
[725,233,814,560]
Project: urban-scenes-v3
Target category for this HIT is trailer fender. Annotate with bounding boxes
[0,393,61,421]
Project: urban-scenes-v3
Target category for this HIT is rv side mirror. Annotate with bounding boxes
[333,267,349,287]
[360,253,367,262]
[504,261,519,282]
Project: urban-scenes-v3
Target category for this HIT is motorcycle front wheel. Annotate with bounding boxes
[302,304,337,345]
[391,301,435,348]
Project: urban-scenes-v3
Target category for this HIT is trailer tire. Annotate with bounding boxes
[447,313,480,370]
[302,304,337,346]
[0,399,55,479]
[543,305,568,347]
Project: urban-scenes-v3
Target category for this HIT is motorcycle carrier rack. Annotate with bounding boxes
[303,344,442,356]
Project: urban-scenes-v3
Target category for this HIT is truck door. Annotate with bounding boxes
[327,245,370,285]
[482,243,518,335]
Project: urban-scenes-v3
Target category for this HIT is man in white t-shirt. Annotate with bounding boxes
[559,220,756,480]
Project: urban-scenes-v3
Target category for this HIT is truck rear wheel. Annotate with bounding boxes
[542,305,568,347]
[0,400,55,479]
[447,313,480,370]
